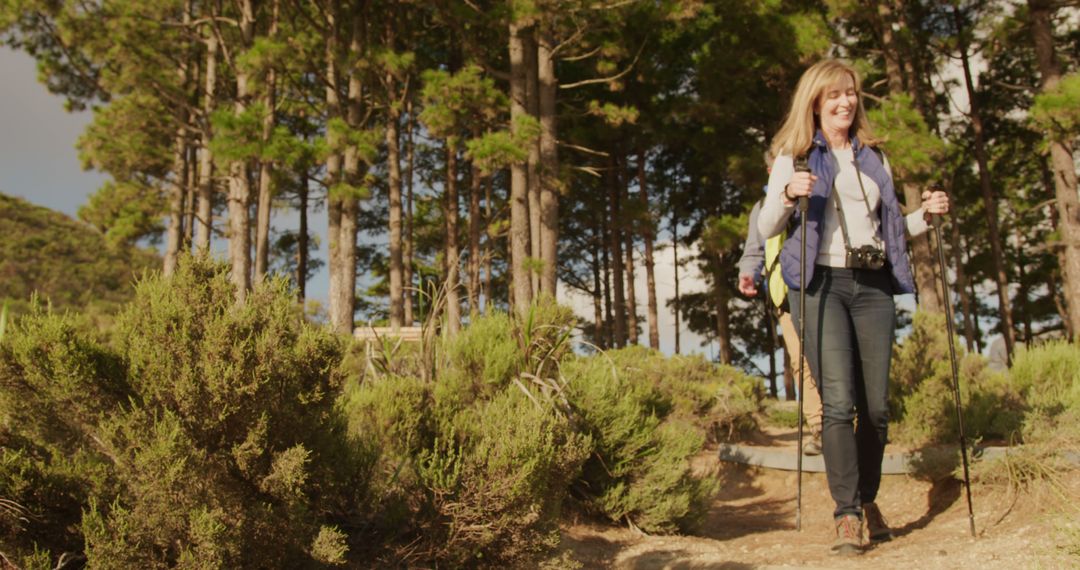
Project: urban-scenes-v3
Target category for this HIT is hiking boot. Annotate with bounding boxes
[802,428,822,456]
[832,514,863,556]
[862,502,893,542]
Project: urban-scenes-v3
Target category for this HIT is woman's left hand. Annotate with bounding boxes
[921,190,949,219]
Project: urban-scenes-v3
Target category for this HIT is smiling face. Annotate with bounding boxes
[814,73,858,139]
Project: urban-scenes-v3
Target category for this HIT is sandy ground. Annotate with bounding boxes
[557,429,1079,570]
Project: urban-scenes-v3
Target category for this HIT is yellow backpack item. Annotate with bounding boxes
[764,234,787,309]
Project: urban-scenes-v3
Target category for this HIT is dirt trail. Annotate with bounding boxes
[559,431,1077,569]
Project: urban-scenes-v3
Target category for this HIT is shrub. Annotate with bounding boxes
[1009,341,1080,417]
[562,351,721,533]
[1,257,358,567]
[597,346,762,440]
[890,312,1025,446]
[419,390,591,567]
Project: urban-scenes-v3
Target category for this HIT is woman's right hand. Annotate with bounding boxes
[782,171,817,205]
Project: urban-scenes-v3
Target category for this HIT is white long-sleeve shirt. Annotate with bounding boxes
[756,149,929,268]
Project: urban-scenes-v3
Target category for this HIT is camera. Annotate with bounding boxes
[845,245,887,270]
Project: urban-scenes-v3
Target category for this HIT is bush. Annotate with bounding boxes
[1010,341,1080,417]
[890,312,1025,446]
[1,257,358,568]
[597,346,762,440]
[561,350,725,533]
[419,390,590,567]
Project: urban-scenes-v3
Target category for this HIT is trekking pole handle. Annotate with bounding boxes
[794,157,810,213]
[927,183,946,229]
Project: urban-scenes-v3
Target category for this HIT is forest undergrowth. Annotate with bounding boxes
[2,258,1079,568]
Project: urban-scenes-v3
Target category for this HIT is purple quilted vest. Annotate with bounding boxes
[779,132,915,295]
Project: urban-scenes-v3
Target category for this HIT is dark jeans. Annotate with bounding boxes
[789,266,895,519]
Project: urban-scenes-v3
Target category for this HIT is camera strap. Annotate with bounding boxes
[828,149,884,251]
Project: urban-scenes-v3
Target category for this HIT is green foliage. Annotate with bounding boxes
[890,312,1026,447]
[1,257,356,567]
[1009,341,1080,416]
[77,92,173,181]
[0,193,157,317]
[866,93,946,180]
[420,391,591,567]
[78,180,166,247]
[586,100,639,127]
[1031,73,1080,141]
[561,347,743,533]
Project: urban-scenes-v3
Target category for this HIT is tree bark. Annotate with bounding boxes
[508,17,533,315]
[601,213,613,349]
[253,0,279,283]
[297,169,309,302]
[445,144,462,333]
[335,4,365,334]
[164,123,188,276]
[185,141,198,250]
[386,20,404,330]
[639,149,660,350]
[195,23,218,253]
[163,0,193,277]
[404,100,416,325]
[592,223,604,348]
[950,211,976,352]
[1030,0,1080,341]
[957,7,1015,359]
[525,26,541,297]
[877,1,941,314]
[227,0,256,303]
[537,27,559,298]
[325,3,345,332]
[609,156,626,348]
[468,147,482,316]
[483,176,492,314]
[713,258,732,364]
[672,208,681,355]
[625,211,638,345]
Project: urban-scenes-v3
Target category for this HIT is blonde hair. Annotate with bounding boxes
[770,59,880,159]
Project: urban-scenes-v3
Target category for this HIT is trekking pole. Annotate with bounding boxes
[794,157,810,532]
[929,190,977,538]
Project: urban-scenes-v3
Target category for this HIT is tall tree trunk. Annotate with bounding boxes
[404,100,416,325]
[877,1,941,314]
[483,176,492,314]
[164,0,193,276]
[950,210,976,352]
[602,214,613,349]
[508,17,533,315]
[468,149,482,316]
[625,215,638,345]
[227,0,256,302]
[164,124,188,276]
[537,27,559,298]
[713,259,732,364]
[386,21,404,330]
[609,156,626,348]
[592,225,604,347]
[1030,0,1080,341]
[445,144,462,333]
[639,149,660,350]
[297,169,309,302]
[336,5,365,334]
[957,7,1015,358]
[325,4,345,332]
[184,144,197,250]
[254,0,280,283]
[672,208,681,355]
[195,24,218,253]
[525,26,541,297]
